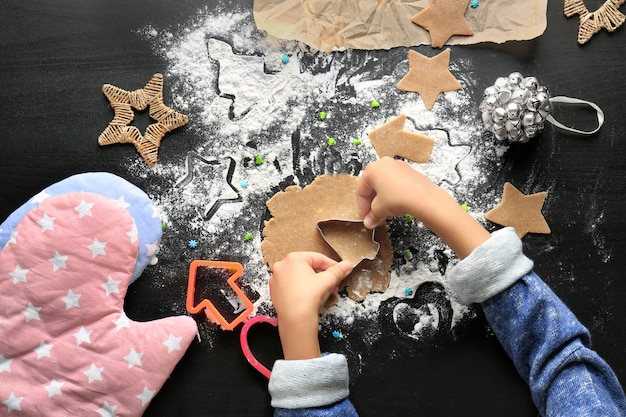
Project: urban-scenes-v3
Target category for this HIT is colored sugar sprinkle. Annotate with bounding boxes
[470,0,479,8]
[371,100,380,108]
[240,180,249,189]
[405,214,414,224]
[281,54,289,64]
[403,249,413,261]
[461,203,469,212]
[351,138,361,146]
[332,330,343,340]
[255,155,264,165]
[188,240,198,249]
[244,232,253,241]
[327,137,336,146]
[404,288,413,296]
[319,111,327,120]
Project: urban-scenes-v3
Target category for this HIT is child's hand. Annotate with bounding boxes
[356,156,442,229]
[270,252,353,360]
[356,157,490,259]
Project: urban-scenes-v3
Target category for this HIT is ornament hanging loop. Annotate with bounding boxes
[546,96,605,136]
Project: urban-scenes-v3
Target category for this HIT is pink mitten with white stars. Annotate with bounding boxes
[0,191,197,416]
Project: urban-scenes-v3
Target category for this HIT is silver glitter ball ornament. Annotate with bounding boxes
[480,72,551,143]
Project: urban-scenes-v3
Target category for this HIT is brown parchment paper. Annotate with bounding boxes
[253,0,548,51]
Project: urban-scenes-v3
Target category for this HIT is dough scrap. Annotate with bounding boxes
[261,174,393,301]
[367,114,435,163]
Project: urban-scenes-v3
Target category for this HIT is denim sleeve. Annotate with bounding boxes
[482,272,626,416]
[274,399,359,417]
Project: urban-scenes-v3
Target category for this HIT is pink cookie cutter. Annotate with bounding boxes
[240,315,278,379]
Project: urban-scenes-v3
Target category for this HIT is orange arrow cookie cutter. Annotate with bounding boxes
[186,260,253,330]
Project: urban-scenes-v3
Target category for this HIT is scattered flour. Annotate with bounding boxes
[132,8,506,347]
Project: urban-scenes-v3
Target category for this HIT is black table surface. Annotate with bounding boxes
[1,1,625,416]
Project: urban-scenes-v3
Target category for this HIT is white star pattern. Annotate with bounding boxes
[126,223,138,244]
[7,230,18,245]
[49,251,69,272]
[34,340,53,360]
[88,238,107,258]
[136,387,156,406]
[123,348,143,369]
[163,333,183,354]
[0,355,13,373]
[73,326,93,346]
[151,205,160,218]
[61,290,81,310]
[31,189,50,204]
[84,363,104,384]
[101,276,121,296]
[2,393,23,413]
[97,401,117,417]
[144,240,159,257]
[37,213,56,233]
[75,199,94,219]
[22,302,42,322]
[113,313,130,331]
[115,195,131,209]
[9,264,28,284]
[44,378,64,398]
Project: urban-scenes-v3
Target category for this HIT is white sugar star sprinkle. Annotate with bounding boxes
[137,387,156,406]
[22,302,42,322]
[84,363,104,384]
[123,348,143,369]
[37,212,56,233]
[34,340,53,360]
[75,199,94,219]
[45,379,64,398]
[101,276,121,296]
[61,289,81,310]
[49,251,69,272]
[73,326,93,346]
[2,393,23,413]
[88,237,107,258]
[0,355,13,373]
[97,401,117,417]
[113,313,130,331]
[163,333,183,354]
[9,264,29,284]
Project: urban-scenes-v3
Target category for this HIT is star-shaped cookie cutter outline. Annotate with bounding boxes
[186,260,253,330]
[175,152,243,220]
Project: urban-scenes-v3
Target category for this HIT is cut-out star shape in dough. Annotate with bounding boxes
[412,0,474,48]
[485,182,551,238]
[367,114,435,163]
[98,73,189,167]
[397,48,462,110]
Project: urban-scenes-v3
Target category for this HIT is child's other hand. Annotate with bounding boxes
[356,157,490,259]
[356,156,442,229]
[269,252,353,360]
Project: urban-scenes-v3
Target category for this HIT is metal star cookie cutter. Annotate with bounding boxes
[186,260,253,330]
[317,219,381,268]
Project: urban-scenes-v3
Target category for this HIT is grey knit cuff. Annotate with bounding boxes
[445,227,533,305]
[268,353,350,409]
